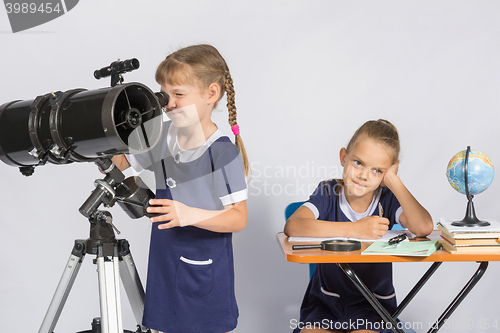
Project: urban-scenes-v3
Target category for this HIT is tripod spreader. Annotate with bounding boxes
[71,237,131,262]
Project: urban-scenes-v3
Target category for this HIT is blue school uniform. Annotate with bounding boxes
[127,121,247,333]
[293,179,403,333]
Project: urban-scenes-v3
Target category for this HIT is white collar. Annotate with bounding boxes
[166,123,223,163]
[339,186,382,222]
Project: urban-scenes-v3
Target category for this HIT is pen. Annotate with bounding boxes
[379,202,390,248]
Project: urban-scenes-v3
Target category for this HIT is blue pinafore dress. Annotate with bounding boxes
[127,122,248,333]
[293,179,403,332]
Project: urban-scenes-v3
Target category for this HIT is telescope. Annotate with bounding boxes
[0,58,167,176]
[1,59,167,333]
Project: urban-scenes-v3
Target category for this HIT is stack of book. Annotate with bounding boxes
[438,218,500,254]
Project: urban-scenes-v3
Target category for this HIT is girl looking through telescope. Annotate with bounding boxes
[112,44,249,333]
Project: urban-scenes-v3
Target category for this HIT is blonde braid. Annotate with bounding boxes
[225,71,250,177]
[226,72,237,126]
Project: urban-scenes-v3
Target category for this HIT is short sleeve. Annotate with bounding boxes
[379,187,404,228]
[394,206,404,227]
[304,180,337,221]
[211,141,248,206]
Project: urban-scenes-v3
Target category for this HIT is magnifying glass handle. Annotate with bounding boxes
[292,244,321,250]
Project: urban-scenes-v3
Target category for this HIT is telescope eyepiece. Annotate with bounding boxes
[155,91,169,108]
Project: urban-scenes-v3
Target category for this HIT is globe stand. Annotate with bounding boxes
[452,196,490,227]
[452,146,490,227]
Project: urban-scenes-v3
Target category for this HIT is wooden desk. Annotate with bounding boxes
[277,231,500,263]
[277,231,500,333]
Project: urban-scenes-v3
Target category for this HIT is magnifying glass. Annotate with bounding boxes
[292,239,361,252]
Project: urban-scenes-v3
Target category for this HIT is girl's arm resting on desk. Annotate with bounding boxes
[147,199,247,233]
[284,206,389,239]
[383,164,434,237]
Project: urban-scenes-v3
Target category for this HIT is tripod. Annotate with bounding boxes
[38,216,148,333]
[38,158,151,333]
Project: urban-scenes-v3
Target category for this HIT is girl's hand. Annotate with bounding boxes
[147,199,193,229]
[354,215,390,239]
[381,162,400,188]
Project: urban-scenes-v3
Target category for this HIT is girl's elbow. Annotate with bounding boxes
[283,224,291,236]
[423,220,435,236]
[416,219,434,237]
[283,219,297,237]
[237,220,247,233]
[423,213,435,234]
[233,216,247,233]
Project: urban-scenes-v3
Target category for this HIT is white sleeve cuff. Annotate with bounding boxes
[395,206,405,228]
[302,202,319,219]
[220,188,248,207]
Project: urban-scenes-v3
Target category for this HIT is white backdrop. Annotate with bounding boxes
[1,1,500,332]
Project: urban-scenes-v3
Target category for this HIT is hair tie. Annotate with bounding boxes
[231,125,240,136]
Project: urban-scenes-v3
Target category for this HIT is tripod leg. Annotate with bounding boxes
[118,240,147,332]
[39,241,86,333]
[97,244,124,333]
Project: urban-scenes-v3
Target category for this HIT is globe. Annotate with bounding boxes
[446,149,495,196]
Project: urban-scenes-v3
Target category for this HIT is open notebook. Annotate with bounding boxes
[287,230,414,243]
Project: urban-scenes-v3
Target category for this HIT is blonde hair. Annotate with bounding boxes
[155,44,249,176]
[346,119,400,163]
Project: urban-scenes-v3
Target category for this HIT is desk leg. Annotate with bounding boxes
[393,262,443,319]
[381,262,443,333]
[338,263,405,333]
[428,261,488,333]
